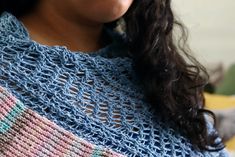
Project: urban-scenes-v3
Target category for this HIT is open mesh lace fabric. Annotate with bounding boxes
[0,12,229,157]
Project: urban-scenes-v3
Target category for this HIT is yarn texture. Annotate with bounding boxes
[0,12,229,157]
[0,86,125,157]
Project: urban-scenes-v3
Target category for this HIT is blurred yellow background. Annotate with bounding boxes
[173,0,235,151]
[205,93,235,150]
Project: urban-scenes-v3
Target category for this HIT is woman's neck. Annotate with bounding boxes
[20,2,104,52]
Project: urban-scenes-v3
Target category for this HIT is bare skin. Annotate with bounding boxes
[20,0,133,52]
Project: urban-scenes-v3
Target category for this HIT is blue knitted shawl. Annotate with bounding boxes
[0,12,229,157]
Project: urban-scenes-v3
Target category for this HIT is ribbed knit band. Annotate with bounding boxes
[0,86,125,157]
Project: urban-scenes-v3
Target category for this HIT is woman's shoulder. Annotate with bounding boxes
[0,12,131,67]
[0,12,29,40]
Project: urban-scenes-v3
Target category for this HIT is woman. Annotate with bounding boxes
[0,0,229,156]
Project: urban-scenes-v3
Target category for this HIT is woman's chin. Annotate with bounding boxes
[91,0,133,23]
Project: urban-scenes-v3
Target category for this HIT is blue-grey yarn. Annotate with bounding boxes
[0,12,229,157]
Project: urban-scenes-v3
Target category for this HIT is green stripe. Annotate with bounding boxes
[91,147,102,157]
[0,100,26,134]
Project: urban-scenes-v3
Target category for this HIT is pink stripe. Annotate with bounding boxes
[1,98,126,157]
[37,115,97,157]
[33,113,74,157]
[3,129,36,157]
[64,140,82,157]
[24,111,54,156]
[80,139,95,156]
[35,113,88,156]
[1,145,26,157]
[64,135,98,157]
[2,110,49,157]
[5,109,73,157]
[0,86,5,92]
[0,90,17,120]
[2,110,65,156]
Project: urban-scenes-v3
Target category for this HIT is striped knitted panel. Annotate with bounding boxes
[0,86,125,157]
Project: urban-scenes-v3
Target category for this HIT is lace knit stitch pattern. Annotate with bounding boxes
[0,12,229,157]
[0,86,125,157]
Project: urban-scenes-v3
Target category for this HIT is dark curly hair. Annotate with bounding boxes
[0,0,224,151]
[123,0,225,151]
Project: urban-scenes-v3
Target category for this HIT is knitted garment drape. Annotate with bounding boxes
[0,12,229,157]
[0,86,125,157]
